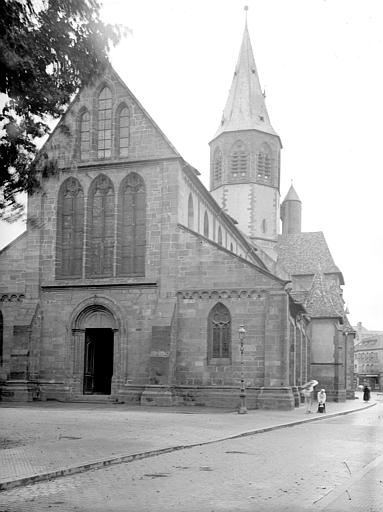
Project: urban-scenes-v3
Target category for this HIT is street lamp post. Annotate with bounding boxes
[238,324,247,414]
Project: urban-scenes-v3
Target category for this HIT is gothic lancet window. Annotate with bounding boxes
[257,143,272,182]
[208,303,231,361]
[188,193,194,230]
[230,140,248,179]
[118,173,146,276]
[87,174,115,277]
[213,148,223,184]
[203,211,209,238]
[79,110,90,161]
[118,106,130,157]
[217,226,223,245]
[98,86,112,159]
[56,177,84,278]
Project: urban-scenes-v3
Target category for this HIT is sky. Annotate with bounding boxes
[1,0,383,329]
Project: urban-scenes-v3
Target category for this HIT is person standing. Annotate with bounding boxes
[363,384,371,402]
[303,386,314,413]
[317,388,326,413]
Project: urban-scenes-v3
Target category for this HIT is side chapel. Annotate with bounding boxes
[0,19,355,409]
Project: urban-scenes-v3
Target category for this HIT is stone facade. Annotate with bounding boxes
[0,23,354,409]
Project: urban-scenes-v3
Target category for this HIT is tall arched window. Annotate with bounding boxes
[230,140,248,179]
[118,173,146,276]
[217,226,223,245]
[203,211,209,238]
[188,193,194,230]
[87,174,114,277]
[118,105,129,157]
[257,143,272,181]
[208,303,231,361]
[213,148,223,184]
[56,177,84,278]
[98,86,112,159]
[79,110,90,161]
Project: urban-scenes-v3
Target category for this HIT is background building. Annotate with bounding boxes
[354,323,383,390]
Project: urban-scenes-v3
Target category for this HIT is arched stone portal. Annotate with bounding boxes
[72,304,119,396]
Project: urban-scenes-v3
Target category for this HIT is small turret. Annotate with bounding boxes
[281,184,301,234]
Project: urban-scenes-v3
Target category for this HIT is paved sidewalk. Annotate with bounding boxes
[0,393,378,491]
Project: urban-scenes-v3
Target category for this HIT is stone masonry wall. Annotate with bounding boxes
[173,226,288,389]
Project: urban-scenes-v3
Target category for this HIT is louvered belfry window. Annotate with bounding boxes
[98,87,112,159]
[213,149,223,183]
[230,141,248,178]
[257,143,272,181]
[87,174,115,277]
[118,173,146,276]
[208,303,231,360]
[57,177,84,278]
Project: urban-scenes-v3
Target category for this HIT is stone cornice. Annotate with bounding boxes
[41,282,157,291]
[176,289,268,300]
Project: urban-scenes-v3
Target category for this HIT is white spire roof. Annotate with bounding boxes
[282,184,301,203]
[214,22,277,139]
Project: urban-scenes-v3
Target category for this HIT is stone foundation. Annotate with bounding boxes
[1,380,39,402]
[257,386,295,410]
[140,386,176,406]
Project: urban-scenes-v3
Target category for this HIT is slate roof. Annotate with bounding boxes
[304,270,343,319]
[213,22,277,139]
[276,232,344,284]
[282,184,301,203]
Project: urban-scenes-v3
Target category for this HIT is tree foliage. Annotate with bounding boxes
[0,0,124,220]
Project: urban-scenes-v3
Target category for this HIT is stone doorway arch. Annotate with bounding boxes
[70,302,122,397]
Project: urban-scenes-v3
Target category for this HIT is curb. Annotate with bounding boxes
[0,402,376,492]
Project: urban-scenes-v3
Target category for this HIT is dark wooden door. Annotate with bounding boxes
[83,328,114,395]
[83,332,95,394]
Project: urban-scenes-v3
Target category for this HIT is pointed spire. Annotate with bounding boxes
[282,184,301,203]
[214,13,277,138]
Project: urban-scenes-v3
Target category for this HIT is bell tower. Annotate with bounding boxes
[209,11,282,252]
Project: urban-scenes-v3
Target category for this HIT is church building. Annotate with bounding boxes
[0,19,355,409]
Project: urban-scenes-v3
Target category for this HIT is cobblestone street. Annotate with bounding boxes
[0,396,382,511]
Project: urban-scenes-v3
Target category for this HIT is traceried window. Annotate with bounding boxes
[118,173,146,276]
[213,148,223,184]
[257,143,272,181]
[98,87,112,159]
[118,106,130,157]
[217,226,223,245]
[230,140,248,179]
[188,193,194,230]
[79,110,90,161]
[208,303,231,361]
[203,211,209,238]
[87,174,114,277]
[56,177,84,278]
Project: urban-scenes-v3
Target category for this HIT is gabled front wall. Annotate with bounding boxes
[173,227,290,397]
